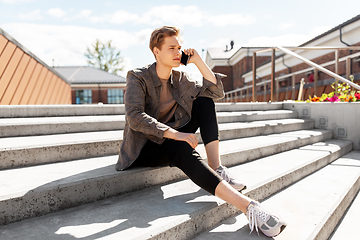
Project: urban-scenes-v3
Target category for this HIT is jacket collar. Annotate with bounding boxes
[149,62,178,87]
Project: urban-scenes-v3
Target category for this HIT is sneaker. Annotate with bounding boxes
[246,201,287,237]
[215,165,246,191]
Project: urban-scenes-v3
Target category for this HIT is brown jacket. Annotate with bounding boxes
[116,62,225,171]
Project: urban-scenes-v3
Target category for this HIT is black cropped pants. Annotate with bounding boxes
[130,97,223,195]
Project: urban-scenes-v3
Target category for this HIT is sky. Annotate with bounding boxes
[1,0,360,79]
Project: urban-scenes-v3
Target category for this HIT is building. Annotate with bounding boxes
[207,47,281,92]
[206,14,360,102]
[0,28,71,105]
[54,66,126,104]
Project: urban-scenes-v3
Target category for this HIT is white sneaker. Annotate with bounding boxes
[215,165,246,191]
[246,201,287,237]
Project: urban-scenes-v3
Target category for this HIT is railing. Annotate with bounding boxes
[223,46,360,102]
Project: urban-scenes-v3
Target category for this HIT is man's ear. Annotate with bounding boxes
[153,47,160,56]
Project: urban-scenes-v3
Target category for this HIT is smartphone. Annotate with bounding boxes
[181,51,190,66]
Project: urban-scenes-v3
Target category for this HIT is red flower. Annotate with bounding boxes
[355,93,360,101]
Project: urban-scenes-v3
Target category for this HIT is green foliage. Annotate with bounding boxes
[85,39,124,75]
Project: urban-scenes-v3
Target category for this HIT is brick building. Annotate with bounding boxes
[206,14,360,102]
[54,66,126,104]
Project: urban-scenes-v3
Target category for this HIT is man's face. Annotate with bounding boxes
[154,35,182,68]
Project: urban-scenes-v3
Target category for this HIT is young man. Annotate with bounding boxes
[116,26,286,237]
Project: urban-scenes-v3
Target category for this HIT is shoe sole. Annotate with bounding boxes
[237,185,247,192]
[265,224,287,238]
[278,224,287,236]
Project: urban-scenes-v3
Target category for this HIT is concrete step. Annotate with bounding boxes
[0,109,298,138]
[0,119,315,169]
[328,152,360,240]
[0,104,125,118]
[215,102,284,112]
[216,110,297,123]
[0,140,352,239]
[218,118,314,140]
[0,130,122,169]
[194,150,360,240]
[0,130,335,225]
[0,115,125,137]
[0,102,283,118]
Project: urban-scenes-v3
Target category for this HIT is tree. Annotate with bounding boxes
[85,39,124,75]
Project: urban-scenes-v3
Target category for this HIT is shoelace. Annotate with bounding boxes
[218,166,233,183]
[247,205,270,235]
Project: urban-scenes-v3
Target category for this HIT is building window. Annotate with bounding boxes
[75,89,92,104]
[107,89,124,104]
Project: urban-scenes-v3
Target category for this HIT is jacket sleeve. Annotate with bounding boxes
[124,70,170,139]
[198,72,225,100]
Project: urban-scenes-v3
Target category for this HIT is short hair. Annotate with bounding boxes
[149,26,180,55]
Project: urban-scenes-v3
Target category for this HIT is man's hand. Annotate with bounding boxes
[182,48,201,65]
[164,128,198,149]
[174,132,198,149]
[182,48,216,84]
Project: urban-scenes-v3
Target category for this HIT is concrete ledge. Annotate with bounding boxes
[217,119,314,141]
[0,160,185,225]
[0,102,284,118]
[283,102,360,150]
[217,110,297,123]
[194,150,359,240]
[330,154,360,239]
[0,115,125,137]
[0,140,352,238]
[0,119,314,169]
[0,131,122,169]
[0,109,297,137]
[215,102,283,112]
[215,129,333,167]
[148,140,353,240]
[0,129,334,224]
[0,105,125,118]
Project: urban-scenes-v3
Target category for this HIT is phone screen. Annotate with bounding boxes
[181,51,189,66]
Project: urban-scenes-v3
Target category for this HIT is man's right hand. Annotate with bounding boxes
[164,128,198,149]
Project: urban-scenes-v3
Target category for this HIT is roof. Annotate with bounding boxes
[207,48,238,60]
[207,46,279,61]
[0,28,70,85]
[207,14,360,62]
[53,66,126,84]
[300,14,360,46]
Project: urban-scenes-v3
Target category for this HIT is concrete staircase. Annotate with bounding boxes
[0,102,359,240]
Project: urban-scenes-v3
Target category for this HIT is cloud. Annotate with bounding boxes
[2,23,153,68]
[70,9,109,23]
[137,6,254,27]
[1,0,35,3]
[102,5,206,27]
[74,9,92,19]
[208,14,256,27]
[208,38,233,48]
[109,10,139,24]
[309,26,332,37]
[18,9,42,20]
[137,5,206,27]
[245,34,313,47]
[62,5,256,28]
[278,23,294,30]
[46,8,66,18]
